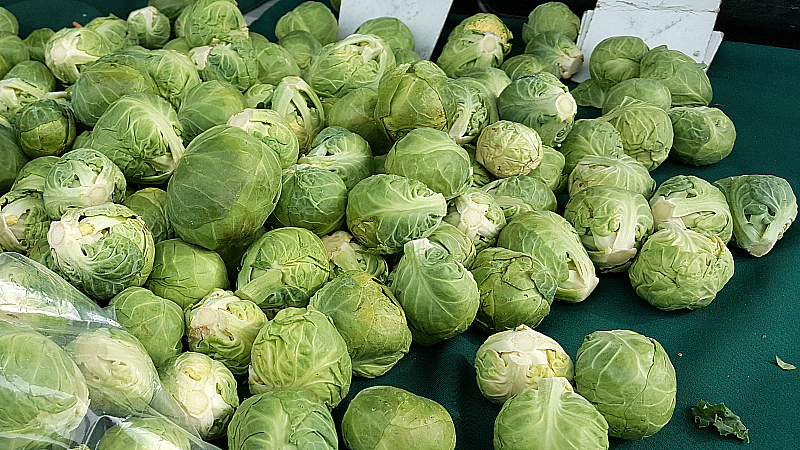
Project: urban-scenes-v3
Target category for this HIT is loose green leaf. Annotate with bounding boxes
[691,401,750,443]
[776,356,796,370]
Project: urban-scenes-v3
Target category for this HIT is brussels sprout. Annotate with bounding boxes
[494,376,608,449]
[565,185,654,271]
[96,417,191,450]
[277,30,321,71]
[123,187,173,244]
[450,13,513,56]
[558,118,624,174]
[159,351,239,440]
[326,86,393,155]
[149,0,194,21]
[476,120,543,178]
[589,36,650,87]
[464,143,496,188]
[392,47,421,65]
[447,77,498,145]
[248,306,352,407]
[0,7,18,35]
[0,126,27,194]
[459,66,511,99]
[524,31,584,79]
[375,60,457,141]
[163,36,191,54]
[236,227,330,317]
[10,155,59,192]
[639,45,713,107]
[249,34,302,86]
[0,189,49,253]
[426,221,477,268]
[167,125,282,251]
[270,165,347,235]
[498,210,598,302]
[599,97,674,171]
[475,325,573,404]
[321,230,389,282]
[436,29,504,79]
[0,34,29,80]
[714,174,797,257]
[42,148,126,220]
[177,80,248,143]
[127,6,171,49]
[0,78,47,116]
[482,175,557,220]
[522,1,581,44]
[526,144,566,192]
[84,14,138,51]
[310,270,412,377]
[0,321,89,450]
[356,16,415,52]
[668,106,736,165]
[147,238,230,309]
[602,78,671,114]
[388,238,479,345]
[650,175,732,243]
[4,60,56,92]
[242,82,275,109]
[499,53,560,81]
[269,76,325,152]
[570,77,608,108]
[342,385,456,450]
[44,27,113,85]
[574,329,676,440]
[190,36,259,92]
[275,1,338,46]
[227,108,300,169]
[443,188,506,252]
[228,390,338,450]
[568,153,656,199]
[181,0,248,48]
[23,28,55,63]
[297,125,373,190]
[471,247,556,332]
[497,73,577,147]
[15,98,76,159]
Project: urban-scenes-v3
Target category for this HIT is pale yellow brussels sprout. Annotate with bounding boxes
[477,120,542,178]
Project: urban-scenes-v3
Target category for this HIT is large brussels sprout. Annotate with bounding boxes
[388,238,479,345]
[276,30,321,71]
[355,16,415,52]
[146,238,230,309]
[274,1,338,46]
[346,174,447,254]
[524,31,584,79]
[639,45,713,107]
[298,126,373,191]
[96,416,191,450]
[44,27,113,85]
[475,325,573,404]
[10,155,58,193]
[15,98,76,159]
[476,120,543,178]
[326,86,393,155]
[248,306,352,408]
[459,66,511,98]
[526,144,567,192]
[190,36,259,92]
[270,165,347,235]
[426,221,476,268]
[599,97,674,171]
[589,35,650,87]
[436,29,505,79]
[471,247,557,333]
[249,33,302,86]
[650,175,733,242]
[668,106,736,165]
[159,351,239,440]
[0,189,49,253]
[447,77,498,145]
[714,174,797,257]
[83,14,137,52]
[110,286,185,367]
[24,28,55,64]
[227,108,300,169]
[180,0,248,48]
[321,230,389,282]
[185,289,267,375]
[493,377,608,450]
[602,77,672,114]
[127,6,171,49]
[482,175,557,219]
[342,385,456,450]
[228,390,338,450]
[123,187,173,244]
[522,1,581,44]
[166,125,282,251]
[565,185,654,271]
[0,321,89,450]
[497,73,577,147]
[268,76,325,152]
[144,49,203,110]
[0,127,28,194]
[177,80,247,143]
[310,270,412,377]
[574,330,676,440]
[557,118,624,174]
[443,188,506,252]
[568,153,656,199]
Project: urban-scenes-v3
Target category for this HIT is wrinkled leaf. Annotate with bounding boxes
[691,401,750,443]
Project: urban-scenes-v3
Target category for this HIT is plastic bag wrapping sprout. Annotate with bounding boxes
[0,252,221,450]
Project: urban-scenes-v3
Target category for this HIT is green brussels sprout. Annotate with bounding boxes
[475,325,573,404]
[163,36,191,54]
[87,93,185,184]
[23,28,55,63]
[149,0,195,21]
[127,6,171,49]
[494,376,609,449]
[498,210,598,302]
[524,31,584,79]
[526,144,566,192]
[297,125,373,191]
[0,7,18,35]
[72,130,93,150]
[326,86,393,155]
[356,16,415,52]
[0,321,89,450]
[0,78,47,116]
[570,77,608,108]
[142,49,201,109]
[167,125,282,251]
[522,1,581,44]
[464,143,496,188]
[321,230,390,282]
[10,155,58,192]
[443,188,506,252]
[190,36,259,92]
[177,80,248,143]
[44,27,113,85]
[668,106,736,165]
[123,187,173,244]
[310,270,412,377]
[227,108,300,169]
[447,77,498,145]
[3,60,56,92]
[159,351,239,440]
[249,306,352,407]
[0,189,49,253]
[388,238,479,345]
[565,185,654,271]
[499,53,560,81]
[181,0,248,48]
[476,120,542,178]
[15,98,76,159]
[568,153,656,199]
[385,127,471,200]
[589,35,650,87]
[471,247,557,332]
[602,77,672,114]
[714,174,797,257]
[389,48,418,66]
[437,29,505,79]
[452,14,513,55]
[236,226,330,317]
[650,175,732,243]
[275,1,337,46]
[0,33,29,80]
[270,165,347,235]
[375,60,457,142]
[558,118,624,174]
[269,76,325,152]
[459,66,511,99]
[249,33,302,86]
[599,97,674,171]
[242,82,275,109]
[277,30,322,71]
[66,326,159,415]
[482,175,557,219]
[96,417,191,450]
[497,73,577,147]
[42,148,126,220]
[84,14,138,51]
[574,329,676,440]
[342,385,456,450]
[0,125,27,194]
[228,390,338,450]
[147,238,230,309]
[639,45,713,107]
[426,221,477,268]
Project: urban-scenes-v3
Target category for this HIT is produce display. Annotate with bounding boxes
[0,1,797,449]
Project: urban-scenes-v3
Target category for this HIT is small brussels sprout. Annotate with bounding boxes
[342,385,456,450]
[227,108,300,169]
[522,1,581,44]
[494,377,609,450]
[274,1,338,46]
[574,329,676,440]
[426,221,477,268]
[15,98,76,159]
[310,270,412,377]
[436,29,505,79]
[190,36,259,92]
[123,187,173,244]
[298,126,373,191]
[180,0,248,48]
[277,30,322,71]
[44,27,113,85]
[270,165,347,235]
[568,153,656,199]
[355,16,415,52]
[602,77,672,114]
[177,80,248,143]
[524,31,584,79]
[599,97,674,171]
[668,106,736,165]
[447,78,498,145]
[159,351,239,440]
[248,306,352,408]
[144,48,202,110]
[0,189,49,253]
[249,33,302,86]
[639,45,713,107]
[10,155,59,192]
[475,325,573,404]
[482,175,557,219]
[268,76,325,152]
[589,35,650,87]
[499,53,560,81]
[459,66,511,98]
[464,143,496,188]
[526,144,567,192]
[650,175,732,243]
[388,238,479,345]
[443,188,506,252]
[128,6,171,49]
[96,417,191,450]
[321,230,390,282]
[24,28,55,63]
[326,86,393,155]
[558,118,624,174]
[476,120,543,178]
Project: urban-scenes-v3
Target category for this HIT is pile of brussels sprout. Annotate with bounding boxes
[0,0,797,449]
